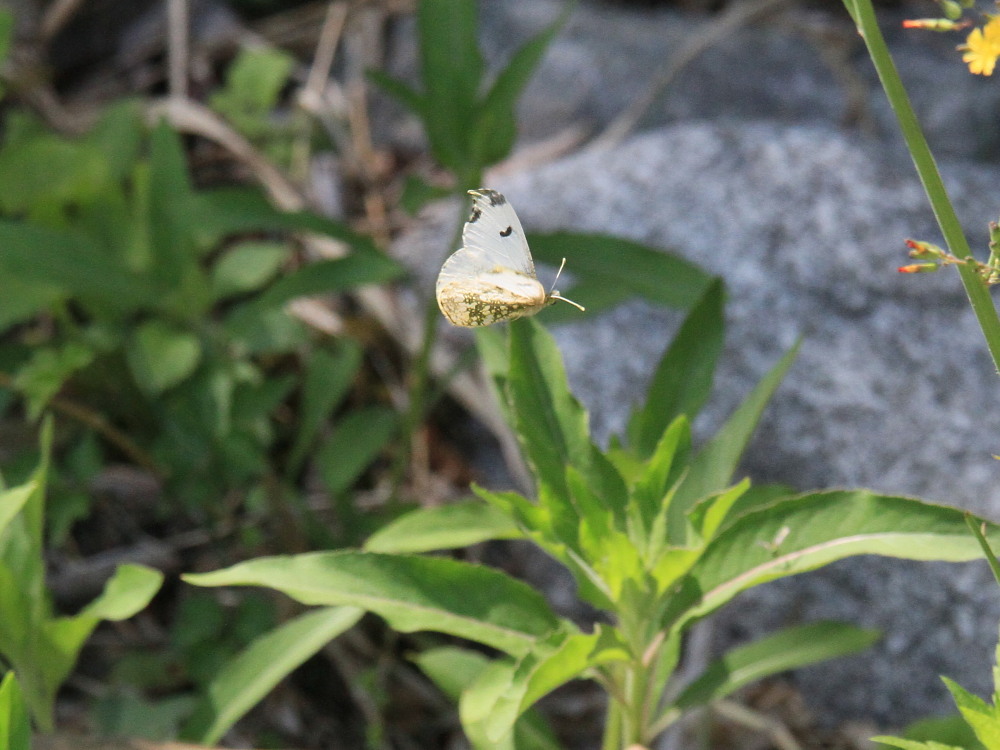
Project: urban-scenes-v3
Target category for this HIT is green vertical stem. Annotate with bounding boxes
[847,0,1000,374]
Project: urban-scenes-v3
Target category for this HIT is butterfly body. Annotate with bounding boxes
[435,189,582,327]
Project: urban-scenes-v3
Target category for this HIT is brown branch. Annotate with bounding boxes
[0,372,164,478]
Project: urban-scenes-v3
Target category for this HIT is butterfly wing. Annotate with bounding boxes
[436,189,548,327]
[460,188,534,275]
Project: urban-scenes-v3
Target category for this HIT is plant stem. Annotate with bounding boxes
[846,0,1000,374]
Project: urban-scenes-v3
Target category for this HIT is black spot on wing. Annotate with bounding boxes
[500,225,512,237]
[472,188,506,207]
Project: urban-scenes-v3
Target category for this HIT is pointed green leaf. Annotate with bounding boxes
[528,233,713,312]
[871,739,965,750]
[418,0,483,171]
[316,406,398,495]
[629,415,690,543]
[77,563,163,621]
[628,279,725,458]
[0,672,30,750]
[286,342,363,473]
[367,69,426,116]
[0,11,12,67]
[414,647,562,750]
[943,677,1000,749]
[0,482,37,538]
[148,120,195,285]
[669,341,799,544]
[185,551,562,656]
[254,254,404,309]
[183,606,363,745]
[483,629,609,743]
[507,319,592,498]
[672,621,880,709]
[472,7,567,166]
[688,479,751,543]
[665,491,1000,633]
[364,500,522,553]
[888,712,986,749]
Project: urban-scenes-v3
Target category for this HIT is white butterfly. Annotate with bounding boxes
[435,189,585,327]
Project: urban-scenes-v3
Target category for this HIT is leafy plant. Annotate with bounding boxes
[371,0,566,190]
[0,105,404,512]
[0,420,162,732]
[183,280,1000,748]
[209,46,302,167]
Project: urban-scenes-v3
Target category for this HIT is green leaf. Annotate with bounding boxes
[964,513,1000,589]
[184,551,563,657]
[413,647,562,750]
[286,342,363,473]
[687,479,751,544]
[187,187,386,254]
[364,500,522,553]
[127,320,202,395]
[367,69,426,117]
[871,739,965,750]
[417,0,483,172]
[316,406,398,495]
[0,11,12,67]
[223,304,308,356]
[87,100,144,182]
[0,672,30,750]
[628,279,725,458]
[14,342,95,419]
[528,233,714,313]
[147,120,195,286]
[943,677,1000,749]
[665,491,1000,633]
[0,221,157,312]
[507,319,592,499]
[77,563,163,621]
[210,47,295,120]
[0,271,65,333]
[210,241,288,300]
[183,606,363,745]
[254,254,405,309]
[0,136,110,215]
[480,628,623,743]
[672,621,880,709]
[893,713,985,750]
[0,482,37,539]
[471,7,567,166]
[668,341,800,544]
[629,416,690,551]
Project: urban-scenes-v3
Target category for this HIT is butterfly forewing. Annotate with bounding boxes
[461,189,534,275]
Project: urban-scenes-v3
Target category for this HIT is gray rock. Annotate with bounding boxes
[481,0,1000,162]
[481,120,1000,728]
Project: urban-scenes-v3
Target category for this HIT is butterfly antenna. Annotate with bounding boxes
[550,294,586,312]
[548,257,585,312]
[550,257,568,291]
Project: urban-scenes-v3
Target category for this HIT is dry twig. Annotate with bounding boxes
[589,0,793,151]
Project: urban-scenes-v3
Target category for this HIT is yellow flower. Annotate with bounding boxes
[959,15,1000,75]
